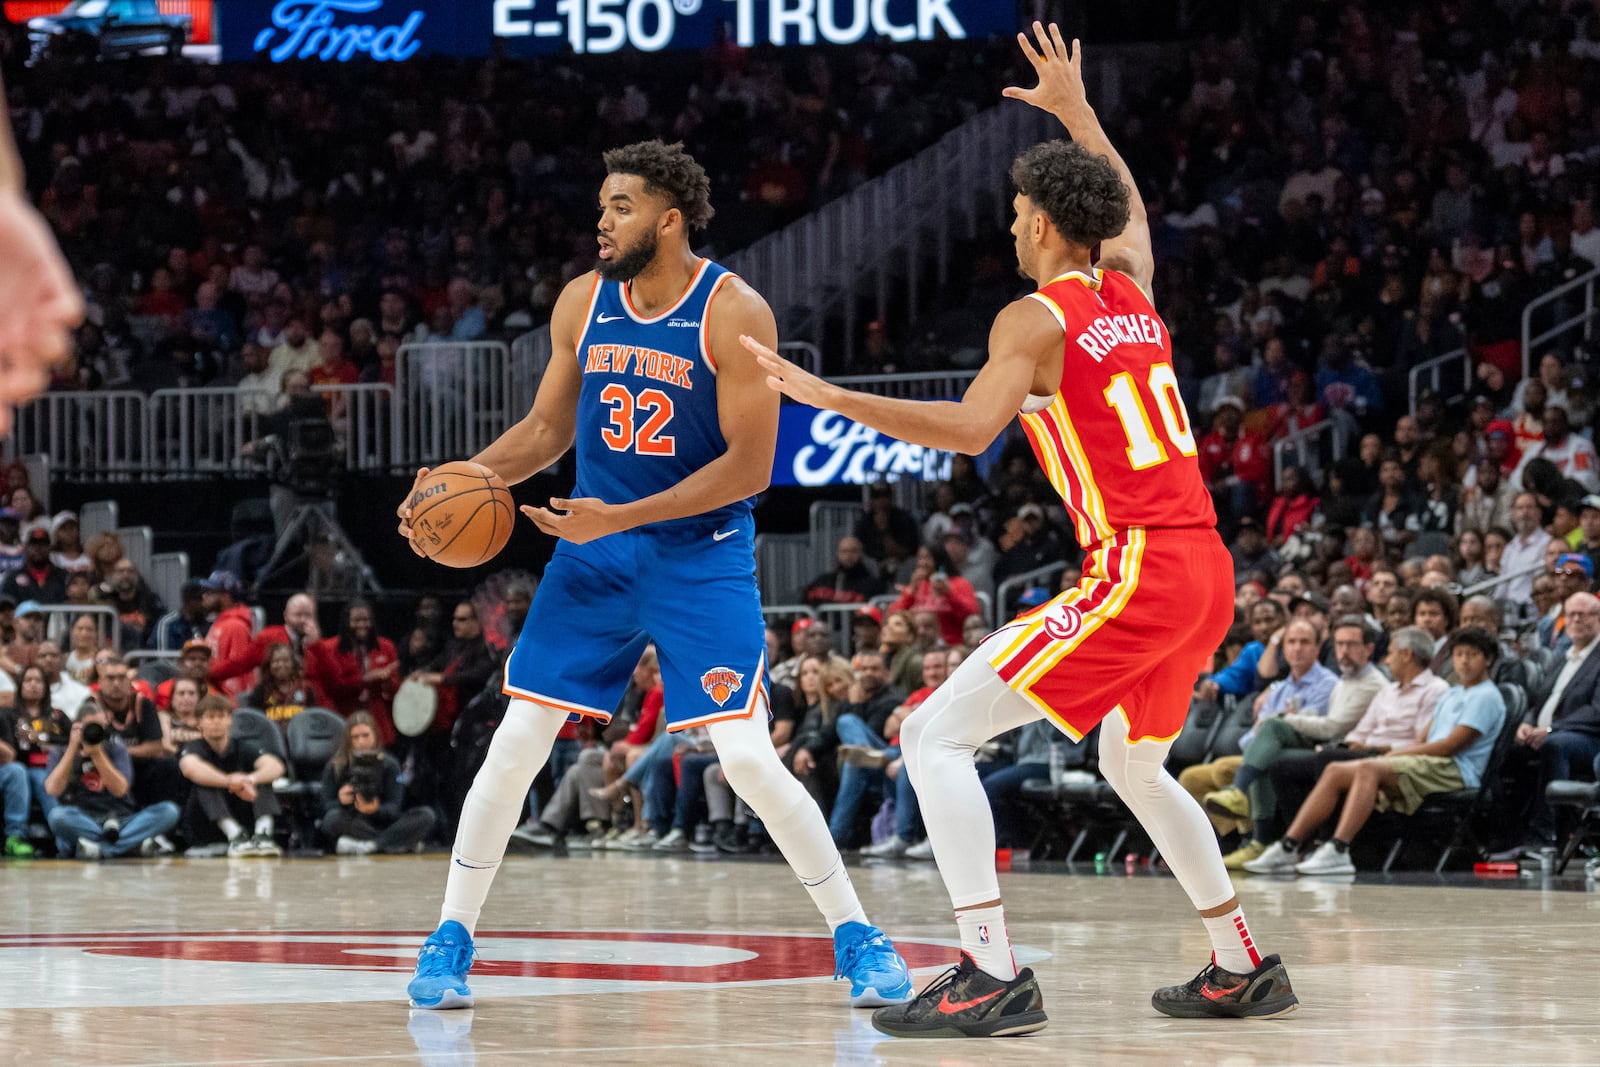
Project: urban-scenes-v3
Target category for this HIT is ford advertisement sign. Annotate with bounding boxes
[220,0,1014,62]
[773,404,1000,487]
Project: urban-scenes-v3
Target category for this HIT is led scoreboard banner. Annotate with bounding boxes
[219,0,1015,62]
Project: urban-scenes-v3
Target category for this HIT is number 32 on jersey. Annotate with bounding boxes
[600,384,676,456]
[1103,362,1196,471]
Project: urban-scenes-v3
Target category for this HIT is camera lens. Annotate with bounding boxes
[82,722,106,746]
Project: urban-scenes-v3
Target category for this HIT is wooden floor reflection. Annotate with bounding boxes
[3,851,1597,1065]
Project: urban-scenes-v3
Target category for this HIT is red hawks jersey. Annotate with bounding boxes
[1020,268,1216,549]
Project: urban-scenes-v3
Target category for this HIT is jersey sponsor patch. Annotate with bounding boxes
[700,667,744,707]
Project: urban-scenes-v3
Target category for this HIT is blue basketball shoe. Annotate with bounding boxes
[408,920,477,1009]
[834,921,914,1007]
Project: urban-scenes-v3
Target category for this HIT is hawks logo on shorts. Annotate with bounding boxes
[700,667,744,707]
[1041,603,1083,642]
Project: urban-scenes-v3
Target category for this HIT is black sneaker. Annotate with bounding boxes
[870,953,1047,1039]
[1151,954,1299,1019]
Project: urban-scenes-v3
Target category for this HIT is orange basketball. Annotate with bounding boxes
[408,461,516,568]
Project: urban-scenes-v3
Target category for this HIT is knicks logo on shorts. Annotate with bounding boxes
[700,667,744,707]
[1041,603,1083,642]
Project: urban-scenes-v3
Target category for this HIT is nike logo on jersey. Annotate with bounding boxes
[712,528,737,542]
[596,313,625,323]
[1074,312,1164,362]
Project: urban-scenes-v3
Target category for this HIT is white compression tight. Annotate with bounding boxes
[707,708,868,931]
[902,649,1235,913]
[441,699,569,933]
[441,697,869,934]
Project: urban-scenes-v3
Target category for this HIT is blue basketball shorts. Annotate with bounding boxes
[503,516,768,732]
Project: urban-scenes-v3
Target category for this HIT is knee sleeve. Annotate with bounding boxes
[708,707,810,820]
[476,699,571,805]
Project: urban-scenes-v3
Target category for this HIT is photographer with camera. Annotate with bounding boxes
[319,712,435,856]
[43,702,178,859]
[178,695,285,857]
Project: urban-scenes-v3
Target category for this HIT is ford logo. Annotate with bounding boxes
[253,0,424,62]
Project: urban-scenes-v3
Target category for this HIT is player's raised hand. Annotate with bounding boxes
[1002,22,1087,120]
[739,333,830,407]
[0,192,82,418]
[396,466,431,555]
[522,496,619,545]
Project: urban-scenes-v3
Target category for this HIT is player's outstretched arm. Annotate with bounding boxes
[1003,25,1154,297]
[740,297,1058,455]
[524,276,782,544]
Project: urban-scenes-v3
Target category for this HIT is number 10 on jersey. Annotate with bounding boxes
[1103,363,1196,471]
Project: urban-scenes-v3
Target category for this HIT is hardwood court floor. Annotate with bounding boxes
[2,851,1596,1066]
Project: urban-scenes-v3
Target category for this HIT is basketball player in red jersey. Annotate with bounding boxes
[0,73,82,431]
[742,26,1298,1038]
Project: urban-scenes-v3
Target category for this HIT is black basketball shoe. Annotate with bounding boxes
[1151,953,1299,1019]
[870,953,1047,1039]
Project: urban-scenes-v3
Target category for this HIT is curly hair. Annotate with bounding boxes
[1010,140,1129,247]
[602,140,715,231]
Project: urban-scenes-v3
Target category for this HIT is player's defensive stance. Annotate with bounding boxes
[398,140,911,1011]
[742,28,1298,1038]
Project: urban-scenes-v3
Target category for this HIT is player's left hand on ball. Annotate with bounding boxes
[522,497,618,545]
[740,334,829,407]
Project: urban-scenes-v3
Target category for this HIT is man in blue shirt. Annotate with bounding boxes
[1246,627,1507,875]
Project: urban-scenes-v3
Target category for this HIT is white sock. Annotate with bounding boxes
[706,712,869,932]
[1202,906,1261,974]
[955,905,1017,980]
[440,700,568,935]
[254,815,273,837]
[219,817,243,841]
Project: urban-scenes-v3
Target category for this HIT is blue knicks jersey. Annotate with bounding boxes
[573,259,749,530]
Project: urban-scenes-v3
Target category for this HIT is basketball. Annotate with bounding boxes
[408,461,515,568]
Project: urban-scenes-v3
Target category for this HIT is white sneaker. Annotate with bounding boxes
[904,838,935,860]
[226,835,254,858]
[1242,840,1300,875]
[509,823,557,849]
[250,834,282,858]
[653,828,690,852]
[336,835,378,856]
[859,835,910,858]
[1294,841,1355,875]
[622,829,660,851]
[76,837,102,861]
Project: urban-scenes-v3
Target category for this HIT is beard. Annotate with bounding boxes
[597,231,659,282]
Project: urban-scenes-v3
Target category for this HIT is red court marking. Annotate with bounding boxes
[0,930,957,984]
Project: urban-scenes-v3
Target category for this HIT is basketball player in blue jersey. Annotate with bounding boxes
[398,141,912,1011]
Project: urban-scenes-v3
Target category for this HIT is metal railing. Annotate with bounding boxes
[396,342,514,466]
[9,390,147,479]
[1407,346,1472,417]
[1521,264,1600,381]
[1271,418,1351,486]
[149,551,190,615]
[29,602,123,652]
[994,561,1069,622]
[824,370,978,401]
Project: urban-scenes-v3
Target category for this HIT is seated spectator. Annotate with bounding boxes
[1265,466,1319,547]
[0,701,38,857]
[822,650,905,847]
[49,512,89,573]
[63,613,103,684]
[1197,598,1287,702]
[1362,454,1419,557]
[44,701,179,859]
[941,524,996,603]
[1229,517,1282,586]
[306,600,400,743]
[247,644,316,729]
[877,610,925,694]
[156,580,209,652]
[1512,405,1598,494]
[700,668,802,854]
[1458,458,1514,535]
[890,545,979,648]
[83,531,127,585]
[319,712,435,856]
[1178,619,1337,825]
[1455,529,1490,585]
[1207,617,1386,868]
[1535,555,1594,655]
[99,558,165,650]
[10,665,68,825]
[214,592,322,689]
[1497,491,1559,606]
[202,570,258,700]
[1246,628,1506,875]
[157,638,233,709]
[1412,588,1460,666]
[406,601,494,822]
[992,503,1068,586]
[36,639,92,719]
[770,617,847,690]
[589,647,664,845]
[849,605,883,656]
[93,653,181,808]
[1510,592,1600,853]
[510,731,610,850]
[178,696,285,858]
[858,647,953,857]
[1,527,67,604]
[802,535,885,608]
[785,656,856,814]
[1198,396,1270,528]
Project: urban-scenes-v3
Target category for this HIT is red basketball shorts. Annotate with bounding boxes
[984,526,1235,742]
